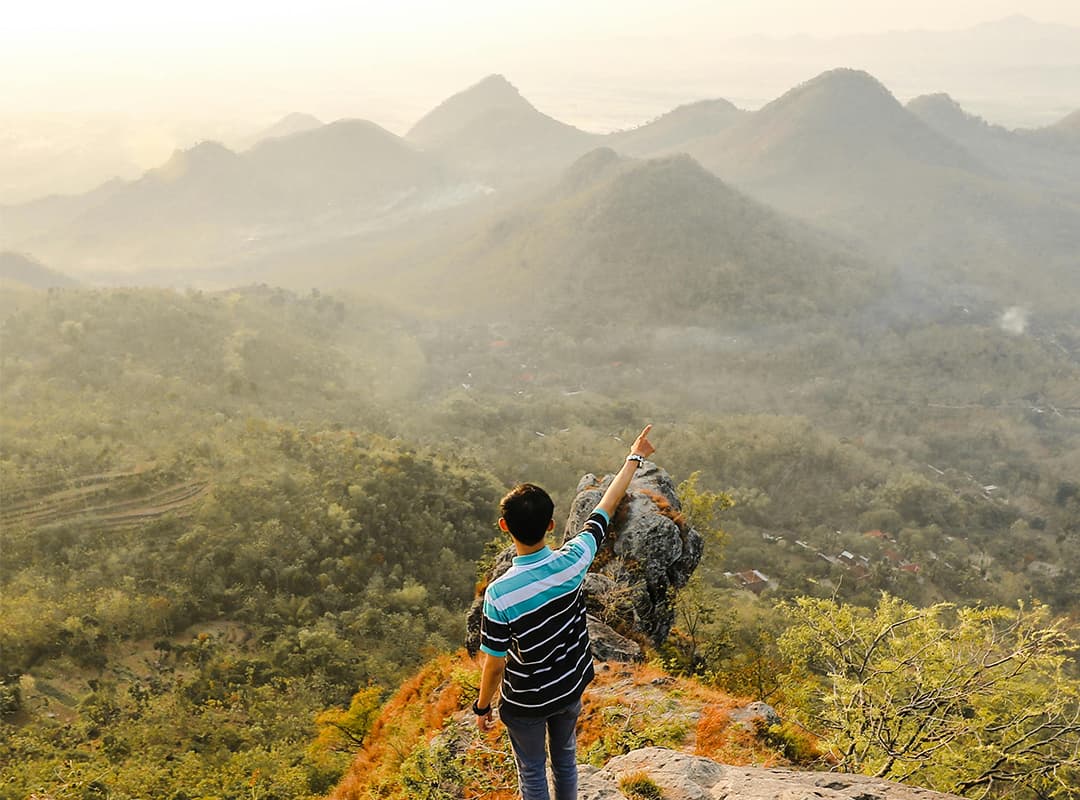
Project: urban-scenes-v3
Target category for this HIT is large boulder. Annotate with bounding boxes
[465,461,703,656]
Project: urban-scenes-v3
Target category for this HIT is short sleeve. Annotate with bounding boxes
[579,508,609,556]
[480,592,510,658]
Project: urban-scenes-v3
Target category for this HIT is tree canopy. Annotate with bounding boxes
[778,595,1080,798]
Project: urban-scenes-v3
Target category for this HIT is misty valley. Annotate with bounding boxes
[2,66,1079,800]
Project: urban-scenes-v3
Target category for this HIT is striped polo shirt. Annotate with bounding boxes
[480,508,610,717]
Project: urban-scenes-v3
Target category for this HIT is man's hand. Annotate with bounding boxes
[476,708,494,731]
[598,424,657,519]
[631,424,655,459]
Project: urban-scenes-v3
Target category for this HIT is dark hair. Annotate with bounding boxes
[500,483,554,546]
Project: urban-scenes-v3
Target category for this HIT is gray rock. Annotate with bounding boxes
[465,461,703,653]
[600,748,725,800]
[577,763,624,800]
[587,615,643,662]
[709,766,968,800]
[581,747,968,800]
[728,701,782,731]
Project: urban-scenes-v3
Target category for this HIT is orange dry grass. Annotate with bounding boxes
[575,664,653,750]
[330,652,471,800]
[638,489,687,529]
[625,661,673,686]
[694,702,737,758]
[694,699,788,767]
[331,651,806,800]
[576,690,619,753]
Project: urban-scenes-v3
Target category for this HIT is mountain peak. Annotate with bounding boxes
[560,146,625,189]
[277,111,322,127]
[662,97,742,119]
[320,118,399,141]
[907,94,1012,147]
[907,92,986,127]
[907,92,964,115]
[407,74,538,146]
[468,73,524,103]
[800,68,896,104]
[246,118,414,163]
[259,112,324,140]
[405,74,594,181]
[607,98,746,157]
[746,67,985,172]
[155,140,240,181]
[754,68,905,133]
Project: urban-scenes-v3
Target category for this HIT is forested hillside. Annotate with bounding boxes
[0,289,504,798]
[2,284,1078,798]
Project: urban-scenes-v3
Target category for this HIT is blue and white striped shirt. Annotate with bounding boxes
[480,508,609,716]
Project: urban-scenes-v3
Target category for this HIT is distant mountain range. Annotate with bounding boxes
[2,67,1077,311]
[1,119,461,273]
[3,15,1076,207]
[601,69,1080,301]
[253,147,884,325]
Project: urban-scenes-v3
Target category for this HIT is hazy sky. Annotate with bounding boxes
[5,0,1080,120]
[2,0,1078,203]
[6,0,1080,47]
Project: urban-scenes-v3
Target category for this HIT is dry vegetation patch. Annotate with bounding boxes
[330,651,814,799]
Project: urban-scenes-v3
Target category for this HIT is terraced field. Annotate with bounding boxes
[1,465,209,534]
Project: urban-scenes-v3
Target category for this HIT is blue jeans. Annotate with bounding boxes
[500,699,582,800]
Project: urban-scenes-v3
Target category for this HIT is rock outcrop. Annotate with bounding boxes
[565,461,704,645]
[465,461,703,657]
[580,747,966,800]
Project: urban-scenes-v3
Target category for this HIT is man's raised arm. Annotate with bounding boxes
[596,424,655,520]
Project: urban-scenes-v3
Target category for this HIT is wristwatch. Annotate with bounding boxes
[473,700,492,716]
[627,454,645,468]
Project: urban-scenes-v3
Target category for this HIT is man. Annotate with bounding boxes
[473,424,656,800]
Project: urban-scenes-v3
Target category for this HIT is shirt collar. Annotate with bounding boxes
[513,546,552,566]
